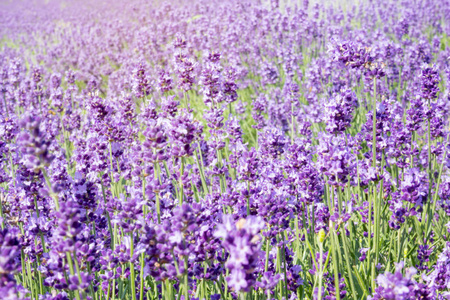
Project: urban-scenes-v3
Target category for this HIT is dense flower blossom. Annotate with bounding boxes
[426,242,450,293]
[0,228,22,285]
[324,89,358,134]
[17,113,54,171]
[0,0,449,299]
[420,66,440,101]
[369,262,432,300]
[214,215,265,292]
[328,40,372,69]
[131,62,152,99]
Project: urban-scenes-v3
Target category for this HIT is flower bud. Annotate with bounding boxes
[318,229,326,244]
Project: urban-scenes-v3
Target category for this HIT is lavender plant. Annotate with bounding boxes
[1,0,450,299]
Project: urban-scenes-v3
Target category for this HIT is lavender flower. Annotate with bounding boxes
[214,215,265,293]
[369,262,419,300]
[420,65,440,101]
[324,89,358,134]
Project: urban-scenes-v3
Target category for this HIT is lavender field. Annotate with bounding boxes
[1,0,450,299]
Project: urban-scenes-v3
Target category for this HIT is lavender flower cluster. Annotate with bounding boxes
[1,0,450,299]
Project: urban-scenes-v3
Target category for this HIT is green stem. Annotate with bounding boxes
[42,168,60,210]
[66,252,82,300]
[341,232,358,300]
[153,162,161,223]
[130,236,137,300]
[330,231,341,300]
[427,134,450,238]
[139,253,145,300]
[100,183,114,250]
[179,157,185,205]
[184,254,189,300]
[372,77,377,168]
[264,237,270,272]
[317,242,324,300]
